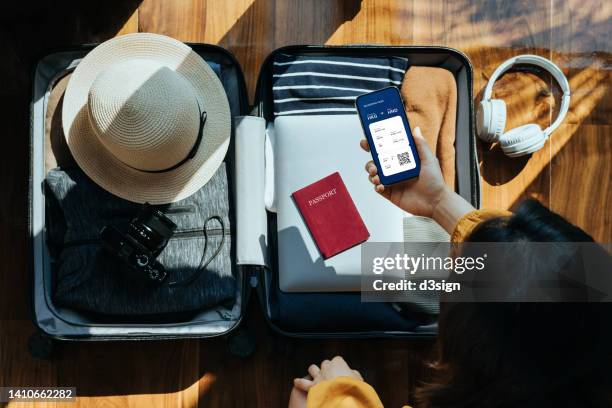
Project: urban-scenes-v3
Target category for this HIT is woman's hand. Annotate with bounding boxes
[288,385,308,408]
[293,356,363,393]
[361,126,448,218]
[361,126,474,233]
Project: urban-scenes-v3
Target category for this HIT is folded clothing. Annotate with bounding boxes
[403,216,449,242]
[272,54,409,116]
[398,216,451,316]
[45,164,235,317]
[269,289,423,332]
[401,66,457,189]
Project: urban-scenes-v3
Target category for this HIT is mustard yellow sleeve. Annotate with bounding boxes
[306,377,384,408]
[450,209,512,243]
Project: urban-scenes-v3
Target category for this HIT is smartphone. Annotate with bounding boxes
[355,86,420,185]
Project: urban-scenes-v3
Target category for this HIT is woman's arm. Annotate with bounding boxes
[431,187,476,234]
[361,126,475,234]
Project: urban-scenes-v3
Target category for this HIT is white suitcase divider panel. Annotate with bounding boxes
[234,116,269,266]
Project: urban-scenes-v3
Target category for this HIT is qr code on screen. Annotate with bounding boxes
[397,152,411,165]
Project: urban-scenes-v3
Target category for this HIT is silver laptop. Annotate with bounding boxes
[273,115,407,292]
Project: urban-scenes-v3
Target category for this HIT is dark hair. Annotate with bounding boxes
[416,200,611,408]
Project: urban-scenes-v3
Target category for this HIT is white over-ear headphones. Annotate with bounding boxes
[477,55,571,157]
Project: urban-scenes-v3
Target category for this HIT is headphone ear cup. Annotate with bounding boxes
[488,99,506,142]
[477,100,492,141]
[477,99,506,143]
[500,124,546,157]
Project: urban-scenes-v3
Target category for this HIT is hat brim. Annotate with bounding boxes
[62,33,231,205]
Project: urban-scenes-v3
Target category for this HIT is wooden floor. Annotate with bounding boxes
[1,1,610,407]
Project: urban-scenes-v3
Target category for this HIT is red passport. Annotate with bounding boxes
[292,172,370,259]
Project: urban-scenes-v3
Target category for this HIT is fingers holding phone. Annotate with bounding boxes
[360,126,448,218]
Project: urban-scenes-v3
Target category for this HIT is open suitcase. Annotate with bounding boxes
[29,42,480,352]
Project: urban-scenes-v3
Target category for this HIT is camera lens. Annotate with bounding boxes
[135,254,149,267]
[127,204,177,254]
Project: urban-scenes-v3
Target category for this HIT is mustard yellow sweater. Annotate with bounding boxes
[306,209,512,408]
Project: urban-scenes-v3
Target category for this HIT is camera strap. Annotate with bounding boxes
[168,215,226,287]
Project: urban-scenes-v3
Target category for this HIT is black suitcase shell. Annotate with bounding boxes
[29,43,479,342]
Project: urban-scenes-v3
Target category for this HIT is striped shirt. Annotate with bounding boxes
[272,54,409,116]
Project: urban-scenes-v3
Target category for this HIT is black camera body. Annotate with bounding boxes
[100,203,177,284]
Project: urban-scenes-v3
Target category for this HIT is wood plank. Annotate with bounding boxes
[138,0,206,42]
[116,9,140,36]
[215,0,275,99]
[0,1,142,321]
[196,312,436,408]
[0,321,59,408]
[549,124,611,241]
[138,0,274,100]
[414,0,554,211]
[1,1,610,408]
[277,0,373,45]
[0,319,202,408]
[59,339,200,408]
[549,0,611,240]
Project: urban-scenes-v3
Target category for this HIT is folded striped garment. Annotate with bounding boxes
[272,54,409,116]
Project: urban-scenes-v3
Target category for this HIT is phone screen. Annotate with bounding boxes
[355,86,420,184]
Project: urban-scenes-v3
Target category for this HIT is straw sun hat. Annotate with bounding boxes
[62,33,231,204]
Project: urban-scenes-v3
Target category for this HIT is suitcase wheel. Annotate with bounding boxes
[227,328,256,358]
[28,331,58,360]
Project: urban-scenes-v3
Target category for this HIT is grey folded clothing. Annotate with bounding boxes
[399,216,451,316]
[45,164,236,317]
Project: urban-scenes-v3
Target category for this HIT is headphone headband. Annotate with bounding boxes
[483,55,571,137]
